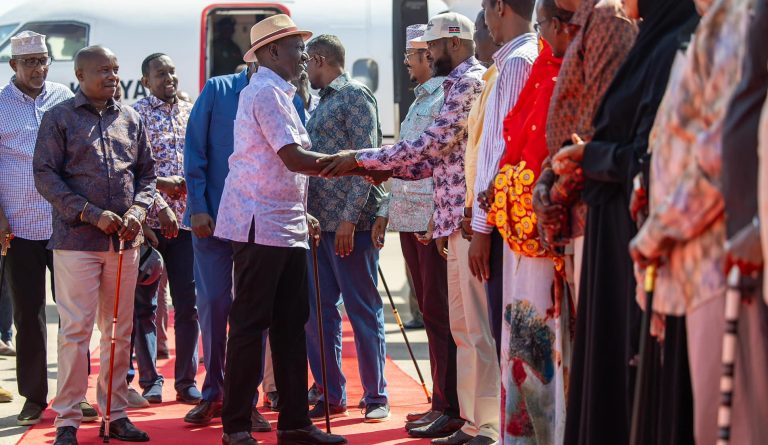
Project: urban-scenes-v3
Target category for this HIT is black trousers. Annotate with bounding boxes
[222,242,312,433]
[486,230,504,363]
[4,237,53,407]
[399,232,459,416]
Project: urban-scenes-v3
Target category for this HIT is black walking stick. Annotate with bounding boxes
[630,263,659,445]
[717,266,742,445]
[377,265,431,404]
[310,243,332,434]
[102,239,125,443]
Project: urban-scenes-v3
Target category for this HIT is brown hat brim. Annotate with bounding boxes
[243,29,313,63]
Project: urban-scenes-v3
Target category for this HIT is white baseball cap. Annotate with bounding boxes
[410,12,475,44]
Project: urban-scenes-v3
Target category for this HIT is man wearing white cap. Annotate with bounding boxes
[319,12,500,445]
[0,30,98,427]
[214,14,348,445]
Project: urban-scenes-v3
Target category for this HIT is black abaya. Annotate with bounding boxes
[563,1,700,443]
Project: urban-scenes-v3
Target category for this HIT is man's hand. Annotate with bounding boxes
[157,176,187,200]
[468,232,491,281]
[318,151,359,178]
[477,188,492,213]
[629,237,655,270]
[158,206,179,239]
[119,212,142,241]
[191,213,215,239]
[335,221,356,257]
[97,211,123,235]
[435,236,448,260]
[143,224,159,248]
[363,169,393,185]
[372,216,388,249]
[416,217,435,245]
[552,134,586,177]
[532,178,563,249]
[307,214,321,247]
[725,222,763,276]
[0,213,13,251]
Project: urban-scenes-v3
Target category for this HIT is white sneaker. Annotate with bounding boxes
[127,387,149,408]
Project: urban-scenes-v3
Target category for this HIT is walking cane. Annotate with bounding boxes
[0,234,10,296]
[103,239,125,443]
[630,263,658,445]
[717,266,741,445]
[377,265,431,404]
[310,243,332,434]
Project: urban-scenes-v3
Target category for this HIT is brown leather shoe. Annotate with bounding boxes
[405,410,442,430]
[184,400,223,425]
[406,409,432,422]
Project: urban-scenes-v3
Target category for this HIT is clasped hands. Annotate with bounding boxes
[96,206,144,242]
[316,150,392,185]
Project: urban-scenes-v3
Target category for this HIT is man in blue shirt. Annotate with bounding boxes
[183,62,305,427]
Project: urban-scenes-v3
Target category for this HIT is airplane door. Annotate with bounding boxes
[200,3,288,90]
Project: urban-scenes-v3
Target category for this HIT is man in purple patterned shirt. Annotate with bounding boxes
[319,12,500,445]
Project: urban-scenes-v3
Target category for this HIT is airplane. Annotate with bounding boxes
[0,0,483,137]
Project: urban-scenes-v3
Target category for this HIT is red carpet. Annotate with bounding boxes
[19,318,434,444]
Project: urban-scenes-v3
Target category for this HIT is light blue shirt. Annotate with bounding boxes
[387,76,445,232]
[0,78,73,240]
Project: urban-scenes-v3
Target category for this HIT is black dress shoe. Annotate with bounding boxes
[54,426,78,445]
[251,406,272,432]
[431,430,473,445]
[265,391,280,412]
[184,400,223,425]
[404,318,425,329]
[222,431,258,445]
[17,401,45,426]
[408,414,465,438]
[99,417,149,442]
[405,410,442,430]
[277,424,348,445]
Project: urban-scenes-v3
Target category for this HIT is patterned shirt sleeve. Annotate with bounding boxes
[340,88,378,224]
[356,77,483,172]
[133,119,158,210]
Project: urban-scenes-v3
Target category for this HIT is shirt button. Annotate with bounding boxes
[531,125,537,131]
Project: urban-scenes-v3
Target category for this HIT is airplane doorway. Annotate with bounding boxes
[202,4,288,83]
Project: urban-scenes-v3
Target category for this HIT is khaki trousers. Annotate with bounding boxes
[52,247,139,428]
[447,232,500,440]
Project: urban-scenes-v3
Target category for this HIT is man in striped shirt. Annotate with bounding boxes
[468,0,538,362]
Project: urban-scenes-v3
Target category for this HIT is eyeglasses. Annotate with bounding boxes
[533,18,552,34]
[13,56,52,68]
[403,49,425,62]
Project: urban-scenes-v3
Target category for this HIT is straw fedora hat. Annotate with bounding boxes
[243,14,312,63]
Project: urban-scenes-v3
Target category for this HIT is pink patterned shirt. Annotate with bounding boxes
[214,67,310,249]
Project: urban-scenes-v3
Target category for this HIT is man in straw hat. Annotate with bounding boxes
[34,45,156,445]
[318,12,502,445]
[213,14,349,445]
[0,30,102,427]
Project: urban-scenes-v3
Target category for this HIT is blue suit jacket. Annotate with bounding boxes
[183,70,306,225]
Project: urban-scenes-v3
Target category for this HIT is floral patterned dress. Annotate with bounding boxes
[487,44,571,445]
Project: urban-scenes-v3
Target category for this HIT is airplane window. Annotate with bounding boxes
[0,23,19,42]
[352,58,379,93]
[0,21,88,62]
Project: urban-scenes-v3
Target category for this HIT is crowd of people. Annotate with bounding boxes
[0,0,767,444]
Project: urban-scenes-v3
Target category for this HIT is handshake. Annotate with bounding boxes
[316,150,392,185]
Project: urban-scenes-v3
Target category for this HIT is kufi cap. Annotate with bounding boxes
[406,24,428,50]
[10,31,47,56]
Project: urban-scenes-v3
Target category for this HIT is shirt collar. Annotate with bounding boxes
[492,32,537,66]
[74,89,121,112]
[415,76,445,97]
[147,94,177,110]
[234,68,250,93]
[252,66,296,96]
[320,72,351,97]
[7,76,48,101]
[443,56,482,91]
